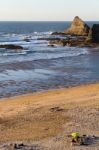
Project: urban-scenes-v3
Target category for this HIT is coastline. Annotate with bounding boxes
[0,81,98,101]
[0,21,99,99]
[0,82,99,149]
[0,81,98,102]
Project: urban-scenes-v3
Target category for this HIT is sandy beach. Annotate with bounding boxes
[0,83,99,149]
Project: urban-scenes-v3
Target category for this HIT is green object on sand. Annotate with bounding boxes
[71,132,80,139]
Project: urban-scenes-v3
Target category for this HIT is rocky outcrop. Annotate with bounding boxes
[37,37,60,41]
[51,32,67,36]
[65,16,90,36]
[0,44,23,50]
[37,17,99,48]
[48,37,99,48]
[91,24,99,43]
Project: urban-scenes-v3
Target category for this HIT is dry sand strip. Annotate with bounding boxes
[0,83,99,150]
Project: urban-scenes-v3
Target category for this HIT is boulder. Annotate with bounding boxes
[91,24,99,43]
[65,16,90,36]
[0,44,23,50]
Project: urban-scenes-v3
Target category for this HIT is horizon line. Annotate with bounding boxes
[0,20,99,22]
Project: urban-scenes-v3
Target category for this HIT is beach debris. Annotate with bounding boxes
[71,132,81,145]
[68,132,97,146]
[50,106,63,112]
[0,142,40,150]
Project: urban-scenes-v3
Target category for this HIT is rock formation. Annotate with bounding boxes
[91,24,99,43]
[65,16,90,36]
[0,44,23,50]
[38,17,99,48]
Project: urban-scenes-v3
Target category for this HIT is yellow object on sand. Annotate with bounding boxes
[71,132,80,139]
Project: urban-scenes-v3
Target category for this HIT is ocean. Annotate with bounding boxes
[0,21,99,98]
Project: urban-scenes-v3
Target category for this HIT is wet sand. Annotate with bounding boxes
[0,83,99,149]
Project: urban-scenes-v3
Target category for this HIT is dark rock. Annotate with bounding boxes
[0,44,23,50]
[48,44,55,47]
[65,16,90,36]
[51,32,67,36]
[48,37,99,48]
[50,107,63,112]
[49,39,69,46]
[91,24,99,43]
[23,38,30,42]
[37,37,60,41]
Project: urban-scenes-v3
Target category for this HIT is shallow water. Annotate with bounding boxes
[0,21,99,98]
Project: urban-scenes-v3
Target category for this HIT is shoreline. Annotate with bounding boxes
[0,81,99,101]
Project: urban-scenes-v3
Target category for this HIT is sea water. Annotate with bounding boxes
[0,21,99,98]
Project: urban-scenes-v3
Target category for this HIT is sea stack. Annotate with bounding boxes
[65,16,90,36]
[91,24,99,43]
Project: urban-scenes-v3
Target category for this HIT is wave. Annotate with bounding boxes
[0,46,89,58]
[35,51,89,60]
[0,31,60,47]
[0,51,27,56]
[33,31,53,35]
[0,48,90,66]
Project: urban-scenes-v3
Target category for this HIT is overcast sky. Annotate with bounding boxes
[0,0,98,21]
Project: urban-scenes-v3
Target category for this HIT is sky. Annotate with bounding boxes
[0,0,98,21]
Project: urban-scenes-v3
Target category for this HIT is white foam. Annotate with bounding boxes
[0,51,27,57]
